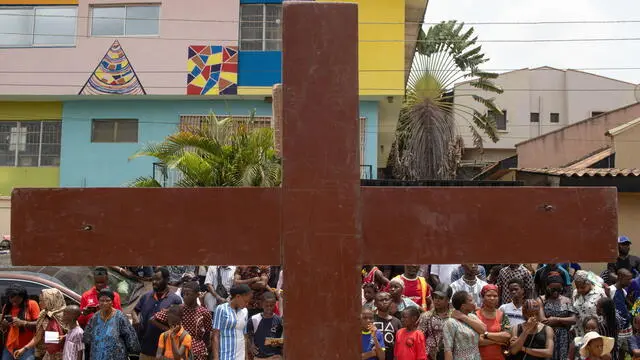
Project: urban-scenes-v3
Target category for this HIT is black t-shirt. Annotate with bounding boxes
[373,314,402,360]
[608,255,640,276]
[247,314,283,358]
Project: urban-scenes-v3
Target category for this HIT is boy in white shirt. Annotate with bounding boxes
[498,278,525,327]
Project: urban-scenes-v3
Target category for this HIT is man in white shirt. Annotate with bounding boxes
[203,265,236,312]
[498,278,525,327]
[430,264,460,288]
[449,264,488,307]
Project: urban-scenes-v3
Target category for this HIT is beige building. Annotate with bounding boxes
[480,102,640,270]
[455,66,637,165]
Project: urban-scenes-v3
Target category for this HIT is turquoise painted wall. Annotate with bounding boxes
[360,101,378,179]
[61,99,378,187]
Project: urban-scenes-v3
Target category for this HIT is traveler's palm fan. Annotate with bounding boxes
[390,21,503,180]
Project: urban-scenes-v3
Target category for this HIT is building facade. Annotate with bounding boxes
[0,0,428,194]
[454,66,637,164]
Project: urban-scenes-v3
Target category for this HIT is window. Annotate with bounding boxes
[0,121,61,167]
[180,115,271,132]
[550,113,560,123]
[530,112,540,123]
[91,119,138,143]
[91,5,159,36]
[488,110,507,130]
[240,4,282,51]
[0,6,77,47]
[591,111,604,117]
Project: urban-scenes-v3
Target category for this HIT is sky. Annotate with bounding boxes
[424,0,640,85]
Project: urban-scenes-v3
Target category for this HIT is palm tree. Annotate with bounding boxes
[388,20,503,180]
[128,111,281,187]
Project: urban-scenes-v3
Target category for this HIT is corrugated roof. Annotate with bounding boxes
[606,117,640,137]
[517,168,640,177]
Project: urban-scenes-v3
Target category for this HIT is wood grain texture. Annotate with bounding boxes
[281,3,361,360]
[362,186,619,264]
[11,187,281,266]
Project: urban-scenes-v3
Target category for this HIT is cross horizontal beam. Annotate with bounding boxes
[11,185,618,266]
[11,187,281,266]
[362,186,618,264]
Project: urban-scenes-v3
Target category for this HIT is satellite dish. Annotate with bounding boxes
[635,84,640,103]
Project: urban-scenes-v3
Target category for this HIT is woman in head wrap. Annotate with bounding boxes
[83,288,140,360]
[539,272,577,360]
[510,299,554,359]
[388,277,420,318]
[13,289,67,360]
[573,270,606,337]
[475,284,511,360]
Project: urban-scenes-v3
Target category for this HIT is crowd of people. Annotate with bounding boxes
[360,236,640,360]
[2,236,640,360]
[0,265,283,360]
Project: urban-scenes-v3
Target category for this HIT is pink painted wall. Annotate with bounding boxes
[0,0,239,95]
[516,102,640,168]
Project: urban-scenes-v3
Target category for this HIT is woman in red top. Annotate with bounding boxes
[476,284,512,360]
[395,307,426,360]
[0,284,40,360]
[14,289,68,360]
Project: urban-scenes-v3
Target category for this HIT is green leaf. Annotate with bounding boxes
[469,78,504,94]
[127,177,163,188]
[129,110,281,188]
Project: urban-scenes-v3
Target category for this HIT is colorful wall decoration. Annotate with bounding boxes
[187,45,238,95]
[79,40,146,95]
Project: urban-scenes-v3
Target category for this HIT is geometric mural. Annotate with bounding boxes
[79,40,146,95]
[187,45,238,95]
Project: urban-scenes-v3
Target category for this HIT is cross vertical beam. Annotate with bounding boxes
[281,3,361,360]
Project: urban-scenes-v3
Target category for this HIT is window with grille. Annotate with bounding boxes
[179,115,272,132]
[0,121,61,167]
[488,110,507,130]
[239,4,282,51]
[91,119,138,143]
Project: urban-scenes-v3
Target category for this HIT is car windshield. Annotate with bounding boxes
[0,266,143,306]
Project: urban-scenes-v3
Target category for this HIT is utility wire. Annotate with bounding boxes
[3,31,640,43]
[3,67,640,74]
[4,11,640,26]
[0,84,638,91]
[2,115,640,143]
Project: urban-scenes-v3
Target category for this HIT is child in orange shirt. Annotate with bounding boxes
[156,305,192,360]
[395,307,427,360]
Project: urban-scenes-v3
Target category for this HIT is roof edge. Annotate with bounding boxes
[606,117,640,137]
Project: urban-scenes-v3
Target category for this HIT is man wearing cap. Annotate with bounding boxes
[607,236,640,279]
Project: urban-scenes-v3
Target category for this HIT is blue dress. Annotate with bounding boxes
[83,309,140,360]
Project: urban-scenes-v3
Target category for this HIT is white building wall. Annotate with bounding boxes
[454,67,637,161]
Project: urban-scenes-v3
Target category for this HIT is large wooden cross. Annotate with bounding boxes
[11,3,617,359]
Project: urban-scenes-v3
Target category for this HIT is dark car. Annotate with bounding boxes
[0,266,145,313]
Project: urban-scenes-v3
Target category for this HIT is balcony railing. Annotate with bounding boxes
[153,162,375,187]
